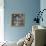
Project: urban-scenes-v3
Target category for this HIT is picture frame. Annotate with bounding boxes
[11,13,25,27]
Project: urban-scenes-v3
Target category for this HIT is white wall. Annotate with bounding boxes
[0,0,4,42]
[40,0,46,27]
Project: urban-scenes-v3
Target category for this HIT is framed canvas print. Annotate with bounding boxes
[11,13,25,26]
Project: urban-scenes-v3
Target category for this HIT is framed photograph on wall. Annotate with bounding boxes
[11,13,25,26]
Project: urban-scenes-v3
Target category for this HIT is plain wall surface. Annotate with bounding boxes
[4,0,40,42]
[0,0,4,42]
[40,0,46,27]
